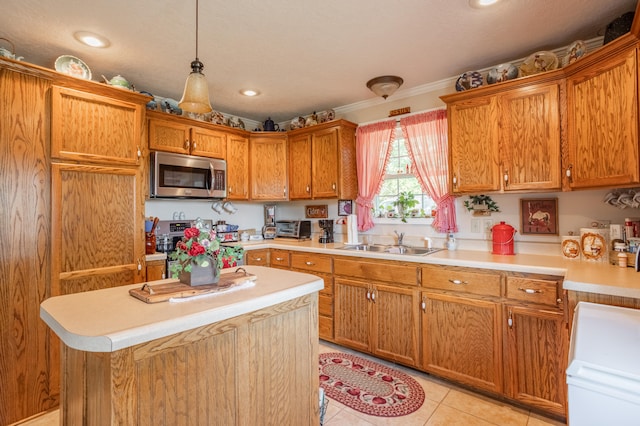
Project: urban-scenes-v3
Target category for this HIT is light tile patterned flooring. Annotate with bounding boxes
[17,341,566,426]
[319,341,566,426]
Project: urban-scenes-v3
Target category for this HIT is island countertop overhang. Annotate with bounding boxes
[40,265,324,353]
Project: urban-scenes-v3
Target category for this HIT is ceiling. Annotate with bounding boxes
[1,0,637,123]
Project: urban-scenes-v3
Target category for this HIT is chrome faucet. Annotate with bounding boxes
[394,231,405,246]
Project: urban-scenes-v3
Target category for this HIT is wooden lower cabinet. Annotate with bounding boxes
[270,249,291,269]
[145,259,166,281]
[244,248,269,266]
[334,257,420,367]
[503,304,567,417]
[421,291,503,394]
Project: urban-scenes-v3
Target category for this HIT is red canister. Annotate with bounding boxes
[492,221,516,255]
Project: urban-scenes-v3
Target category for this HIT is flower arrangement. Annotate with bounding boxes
[169,226,220,278]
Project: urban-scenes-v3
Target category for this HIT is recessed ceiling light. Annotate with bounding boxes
[469,0,501,8]
[73,31,110,48]
[240,89,260,97]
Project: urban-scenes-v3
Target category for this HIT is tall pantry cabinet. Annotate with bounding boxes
[0,58,149,425]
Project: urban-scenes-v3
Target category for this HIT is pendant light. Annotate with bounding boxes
[179,0,212,114]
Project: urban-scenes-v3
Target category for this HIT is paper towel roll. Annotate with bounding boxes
[347,214,359,244]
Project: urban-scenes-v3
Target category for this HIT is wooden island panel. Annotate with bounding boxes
[61,294,319,425]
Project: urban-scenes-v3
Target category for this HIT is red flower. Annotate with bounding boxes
[184,227,200,239]
[176,241,187,251]
[188,242,206,256]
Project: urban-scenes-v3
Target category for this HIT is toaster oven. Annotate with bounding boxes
[275,220,312,240]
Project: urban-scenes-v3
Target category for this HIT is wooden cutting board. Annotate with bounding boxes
[129,270,256,304]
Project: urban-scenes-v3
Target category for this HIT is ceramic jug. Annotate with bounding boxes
[263,117,280,132]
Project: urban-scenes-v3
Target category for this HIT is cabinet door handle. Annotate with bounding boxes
[332,183,336,190]
[137,146,141,159]
[452,174,458,188]
[306,185,310,193]
[283,187,287,197]
[566,164,573,182]
[137,259,142,272]
[229,186,233,194]
[192,141,197,150]
[185,139,190,150]
[421,296,426,312]
[305,261,315,266]
[508,309,513,328]
[370,290,376,303]
[448,279,468,285]
[366,289,371,300]
[503,170,509,187]
[518,288,542,294]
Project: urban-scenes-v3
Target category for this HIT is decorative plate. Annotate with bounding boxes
[455,71,483,91]
[580,232,606,261]
[519,51,558,77]
[561,238,581,259]
[54,55,92,80]
[564,40,586,66]
[486,63,519,84]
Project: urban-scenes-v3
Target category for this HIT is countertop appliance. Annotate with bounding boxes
[150,151,227,199]
[318,219,334,243]
[567,302,640,425]
[262,204,276,239]
[275,220,311,240]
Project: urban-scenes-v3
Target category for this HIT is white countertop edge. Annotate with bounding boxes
[563,279,640,299]
[106,280,323,352]
[40,275,323,353]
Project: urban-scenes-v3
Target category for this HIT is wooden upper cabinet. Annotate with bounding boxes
[443,75,563,194]
[249,133,288,200]
[51,85,144,165]
[565,43,639,189]
[288,133,313,199]
[499,82,562,191]
[287,120,358,200]
[226,133,249,200]
[148,110,228,159]
[446,96,501,193]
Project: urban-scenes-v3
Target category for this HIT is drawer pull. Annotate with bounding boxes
[449,279,468,285]
[254,257,263,261]
[518,288,542,294]
[275,257,285,261]
[305,261,315,266]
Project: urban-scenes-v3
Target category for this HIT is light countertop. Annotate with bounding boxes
[228,239,640,299]
[40,265,323,353]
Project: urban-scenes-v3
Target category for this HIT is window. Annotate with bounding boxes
[373,129,435,219]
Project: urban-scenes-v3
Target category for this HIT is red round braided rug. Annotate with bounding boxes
[319,352,425,417]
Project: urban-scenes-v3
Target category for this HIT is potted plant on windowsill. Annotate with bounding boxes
[394,192,419,223]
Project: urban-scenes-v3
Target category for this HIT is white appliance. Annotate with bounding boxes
[567,302,640,425]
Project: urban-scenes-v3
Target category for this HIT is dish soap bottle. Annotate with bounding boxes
[446,231,457,251]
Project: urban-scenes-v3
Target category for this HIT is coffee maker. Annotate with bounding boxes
[318,219,334,243]
[262,204,276,239]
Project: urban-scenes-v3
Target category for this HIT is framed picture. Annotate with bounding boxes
[338,199,353,216]
[520,198,558,235]
[305,204,328,219]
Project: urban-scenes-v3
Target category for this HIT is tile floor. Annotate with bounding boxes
[16,341,567,426]
[319,341,566,426]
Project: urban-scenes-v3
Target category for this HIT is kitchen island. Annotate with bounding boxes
[40,265,324,425]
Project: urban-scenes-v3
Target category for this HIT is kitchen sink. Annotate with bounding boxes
[338,244,442,256]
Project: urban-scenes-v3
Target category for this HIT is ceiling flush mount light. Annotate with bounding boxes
[73,31,110,48]
[366,76,404,99]
[469,0,501,8]
[179,0,212,114]
[240,89,260,97]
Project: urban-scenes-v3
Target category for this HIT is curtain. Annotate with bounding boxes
[400,109,458,233]
[355,120,396,231]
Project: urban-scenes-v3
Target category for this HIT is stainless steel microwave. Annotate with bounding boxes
[150,151,227,199]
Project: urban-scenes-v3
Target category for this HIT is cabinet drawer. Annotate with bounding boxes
[506,276,561,307]
[291,253,332,273]
[334,257,418,286]
[319,294,333,317]
[421,266,502,297]
[270,249,290,268]
[245,249,269,266]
